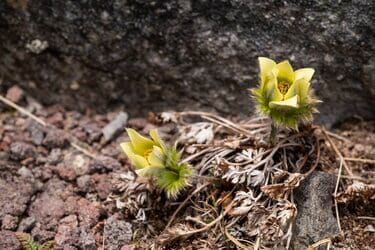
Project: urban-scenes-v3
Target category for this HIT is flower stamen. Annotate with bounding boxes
[143,149,153,160]
[278,81,289,96]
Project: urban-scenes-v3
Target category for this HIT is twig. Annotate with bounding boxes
[190,174,221,182]
[199,148,233,174]
[342,157,375,165]
[340,175,374,182]
[224,228,253,250]
[185,216,208,227]
[171,201,234,239]
[164,183,210,229]
[202,115,253,137]
[306,238,332,250]
[242,116,269,124]
[178,111,254,137]
[334,157,343,235]
[321,128,353,176]
[286,191,295,250]
[0,94,97,159]
[240,123,269,129]
[225,216,241,229]
[70,142,97,159]
[325,130,351,143]
[0,94,46,126]
[254,236,261,250]
[181,148,213,163]
[304,139,321,177]
[357,216,375,221]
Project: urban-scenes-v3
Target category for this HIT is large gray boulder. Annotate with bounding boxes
[0,0,374,124]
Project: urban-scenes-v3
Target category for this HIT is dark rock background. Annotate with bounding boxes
[0,0,374,125]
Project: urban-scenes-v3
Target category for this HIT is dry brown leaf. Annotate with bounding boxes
[110,172,154,214]
[148,111,178,124]
[223,139,241,149]
[245,204,270,236]
[275,200,297,230]
[261,173,304,200]
[259,215,284,244]
[217,191,233,210]
[336,181,375,203]
[230,190,260,216]
[155,223,195,247]
[243,201,296,246]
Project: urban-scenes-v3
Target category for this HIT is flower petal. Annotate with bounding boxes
[269,95,299,110]
[149,129,166,151]
[126,128,154,155]
[283,81,296,100]
[295,68,314,82]
[120,142,150,168]
[268,73,284,102]
[148,146,165,167]
[120,142,135,157]
[136,166,163,177]
[132,154,150,169]
[121,142,150,169]
[291,78,311,103]
[258,57,276,87]
[275,60,294,83]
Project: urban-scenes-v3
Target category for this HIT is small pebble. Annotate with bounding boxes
[102,112,128,142]
[5,85,24,103]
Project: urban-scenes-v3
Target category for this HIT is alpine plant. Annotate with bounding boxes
[251,57,321,129]
[121,128,191,198]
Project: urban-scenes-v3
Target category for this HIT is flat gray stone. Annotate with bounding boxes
[292,172,339,249]
[17,216,36,232]
[102,112,128,141]
[104,216,132,250]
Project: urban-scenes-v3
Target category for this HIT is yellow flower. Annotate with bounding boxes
[120,128,166,176]
[251,57,320,128]
[120,128,192,198]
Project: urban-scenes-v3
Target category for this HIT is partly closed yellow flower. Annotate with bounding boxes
[251,57,320,129]
[121,128,166,176]
[121,128,191,198]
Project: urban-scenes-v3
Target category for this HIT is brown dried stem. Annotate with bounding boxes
[321,128,353,176]
[164,182,210,229]
[0,94,97,158]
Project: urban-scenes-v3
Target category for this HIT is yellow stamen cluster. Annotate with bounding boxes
[143,149,153,160]
[277,81,290,96]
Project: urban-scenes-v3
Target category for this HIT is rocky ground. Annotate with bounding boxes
[0,87,374,249]
[0,87,135,249]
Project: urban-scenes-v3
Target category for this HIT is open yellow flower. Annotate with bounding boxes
[120,128,191,198]
[251,57,320,129]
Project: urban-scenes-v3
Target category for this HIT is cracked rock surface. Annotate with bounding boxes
[0,0,374,125]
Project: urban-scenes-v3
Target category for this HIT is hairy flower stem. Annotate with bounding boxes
[269,121,278,146]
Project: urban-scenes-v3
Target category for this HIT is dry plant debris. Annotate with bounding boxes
[1,93,373,249]
[111,111,374,249]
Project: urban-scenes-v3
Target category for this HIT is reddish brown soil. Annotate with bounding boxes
[332,121,375,250]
